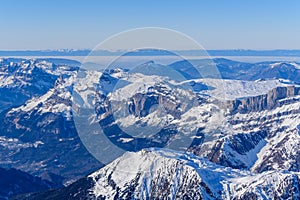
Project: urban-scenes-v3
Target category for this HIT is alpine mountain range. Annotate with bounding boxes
[0,55,300,199]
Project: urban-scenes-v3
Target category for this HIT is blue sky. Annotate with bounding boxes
[1,0,300,50]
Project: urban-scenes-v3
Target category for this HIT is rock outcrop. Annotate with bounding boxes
[226,86,300,114]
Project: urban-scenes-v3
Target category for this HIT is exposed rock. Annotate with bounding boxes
[226,86,300,114]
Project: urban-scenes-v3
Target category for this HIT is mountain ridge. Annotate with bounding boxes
[15,148,300,200]
[1,49,300,56]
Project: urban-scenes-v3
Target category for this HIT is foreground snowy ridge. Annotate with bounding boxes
[15,148,300,199]
[87,148,300,199]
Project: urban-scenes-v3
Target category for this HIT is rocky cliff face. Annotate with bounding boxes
[198,85,300,172]
[225,86,300,114]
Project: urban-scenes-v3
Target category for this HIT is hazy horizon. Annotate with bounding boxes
[1,48,300,51]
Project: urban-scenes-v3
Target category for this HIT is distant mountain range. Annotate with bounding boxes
[1,49,300,57]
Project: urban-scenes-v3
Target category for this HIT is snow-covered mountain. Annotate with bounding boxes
[0,58,101,197]
[76,61,300,174]
[18,148,300,199]
[170,58,300,82]
[1,57,300,199]
[0,58,78,112]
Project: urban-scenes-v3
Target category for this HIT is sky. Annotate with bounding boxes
[0,0,300,50]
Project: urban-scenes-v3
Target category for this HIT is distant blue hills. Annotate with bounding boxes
[1,49,300,57]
